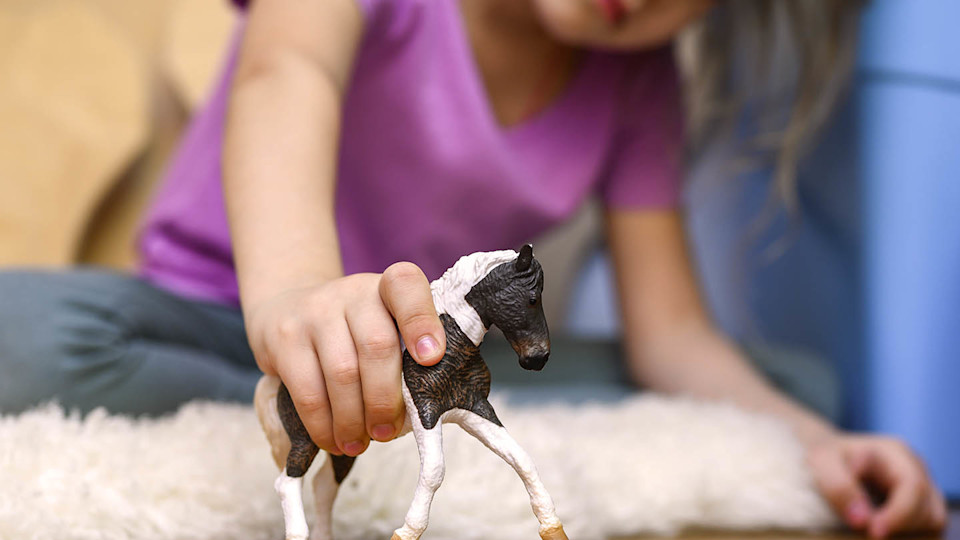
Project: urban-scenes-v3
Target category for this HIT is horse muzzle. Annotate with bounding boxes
[519,352,550,371]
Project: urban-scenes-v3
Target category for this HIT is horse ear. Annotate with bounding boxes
[516,244,533,271]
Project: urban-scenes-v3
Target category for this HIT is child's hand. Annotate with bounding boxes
[807,433,948,538]
[246,262,445,457]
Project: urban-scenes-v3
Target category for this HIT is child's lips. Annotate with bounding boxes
[595,0,644,26]
[596,0,628,24]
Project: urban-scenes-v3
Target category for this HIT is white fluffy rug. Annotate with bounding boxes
[0,394,837,540]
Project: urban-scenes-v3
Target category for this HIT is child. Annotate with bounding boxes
[0,0,945,537]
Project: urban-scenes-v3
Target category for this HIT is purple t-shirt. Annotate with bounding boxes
[138,0,684,305]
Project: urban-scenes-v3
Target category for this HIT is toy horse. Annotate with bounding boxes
[254,245,569,540]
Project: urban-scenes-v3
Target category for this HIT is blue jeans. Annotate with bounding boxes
[0,268,258,415]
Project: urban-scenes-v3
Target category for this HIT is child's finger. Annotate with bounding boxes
[808,443,873,529]
[866,442,930,537]
[274,337,337,454]
[927,487,948,531]
[345,299,405,442]
[869,480,925,538]
[315,321,368,457]
[379,262,445,366]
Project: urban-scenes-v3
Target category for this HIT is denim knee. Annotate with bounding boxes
[0,269,133,413]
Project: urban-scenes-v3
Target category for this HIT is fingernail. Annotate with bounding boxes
[846,500,871,527]
[416,336,440,360]
[372,424,395,441]
[343,440,366,456]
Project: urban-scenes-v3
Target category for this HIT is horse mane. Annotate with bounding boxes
[430,249,519,346]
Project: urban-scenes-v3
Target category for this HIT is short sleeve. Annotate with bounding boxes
[597,46,684,209]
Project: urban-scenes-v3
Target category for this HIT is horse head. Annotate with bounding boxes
[465,244,550,371]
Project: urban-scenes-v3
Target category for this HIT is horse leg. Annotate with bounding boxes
[275,382,321,540]
[309,454,357,540]
[392,389,444,540]
[255,376,310,539]
[254,375,293,470]
[456,402,568,540]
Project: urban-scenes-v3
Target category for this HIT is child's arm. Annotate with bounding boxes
[223,0,445,457]
[225,0,359,302]
[605,208,947,538]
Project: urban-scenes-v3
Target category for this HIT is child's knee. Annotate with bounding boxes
[0,270,131,413]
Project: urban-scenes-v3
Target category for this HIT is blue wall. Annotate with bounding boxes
[858,0,960,498]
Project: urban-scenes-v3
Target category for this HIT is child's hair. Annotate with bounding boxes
[683,0,866,210]
[678,1,866,335]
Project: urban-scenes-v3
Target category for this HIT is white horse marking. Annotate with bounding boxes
[430,249,518,346]
[275,469,309,540]
[447,409,562,532]
[393,380,445,540]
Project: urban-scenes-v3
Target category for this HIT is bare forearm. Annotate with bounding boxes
[224,54,344,310]
[625,321,836,445]
[605,209,835,446]
[222,0,363,311]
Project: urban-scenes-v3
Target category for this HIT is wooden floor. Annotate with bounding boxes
[615,507,959,540]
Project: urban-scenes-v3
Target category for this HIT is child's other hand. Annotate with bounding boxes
[246,262,445,457]
[807,433,947,538]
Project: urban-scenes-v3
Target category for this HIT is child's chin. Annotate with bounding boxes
[558,30,674,52]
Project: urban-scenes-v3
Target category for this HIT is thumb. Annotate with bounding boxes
[379,262,446,365]
[809,443,874,530]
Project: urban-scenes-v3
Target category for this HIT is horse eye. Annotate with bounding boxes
[528,297,538,306]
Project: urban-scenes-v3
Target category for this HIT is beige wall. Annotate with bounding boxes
[0,0,234,269]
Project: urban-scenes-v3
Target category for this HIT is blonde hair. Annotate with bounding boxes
[682,1,866,211]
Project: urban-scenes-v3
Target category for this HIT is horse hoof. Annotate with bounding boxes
[539,523,569,540]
